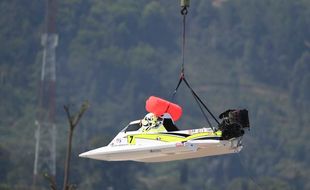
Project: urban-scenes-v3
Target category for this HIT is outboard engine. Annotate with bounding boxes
[218,109,250,140]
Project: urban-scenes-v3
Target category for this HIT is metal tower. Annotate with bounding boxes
[33,0,58,187]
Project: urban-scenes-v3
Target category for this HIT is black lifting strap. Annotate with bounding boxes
[172,74,220,131]
[171,4,220,131]
[182,77,220,126]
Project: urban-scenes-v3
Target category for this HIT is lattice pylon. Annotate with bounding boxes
[33,33,58,189]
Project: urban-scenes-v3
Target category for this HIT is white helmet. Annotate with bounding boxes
[142,113,158,127]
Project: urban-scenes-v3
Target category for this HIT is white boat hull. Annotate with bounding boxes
[79,138,242,162]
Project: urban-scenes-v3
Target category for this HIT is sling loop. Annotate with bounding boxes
[182,78,220,126]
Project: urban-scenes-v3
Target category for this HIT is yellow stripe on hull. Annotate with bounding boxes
[127,131,222,144]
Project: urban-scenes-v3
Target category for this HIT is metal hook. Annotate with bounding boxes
[181,7,188,15]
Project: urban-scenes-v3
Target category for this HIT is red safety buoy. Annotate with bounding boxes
[145,96,182,121]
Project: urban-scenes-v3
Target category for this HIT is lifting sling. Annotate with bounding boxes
[172,0,220,132]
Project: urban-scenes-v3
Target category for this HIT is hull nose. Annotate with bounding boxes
[79,149,109,160]
[79,150,98,158]
[79,152,90,158]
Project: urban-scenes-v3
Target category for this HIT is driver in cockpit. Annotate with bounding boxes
[140,113,166,132]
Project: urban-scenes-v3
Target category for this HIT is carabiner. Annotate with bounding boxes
[181,7,188,15]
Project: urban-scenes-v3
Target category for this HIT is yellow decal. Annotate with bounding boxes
[127,135,136,144]
[134,134,185,142]
[127,130,222,143]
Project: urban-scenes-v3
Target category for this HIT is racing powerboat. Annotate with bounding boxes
[79,96,250,162]
[79,1,252,163]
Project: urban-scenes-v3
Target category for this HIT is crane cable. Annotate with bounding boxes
[172,0,220,131]
[181,5,187,75]
[171,1,188,99]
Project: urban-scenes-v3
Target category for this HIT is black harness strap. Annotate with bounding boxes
[183,78,220,125]
[171,75,219,130]
[171,73,184,100]
[191,88,213,129]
